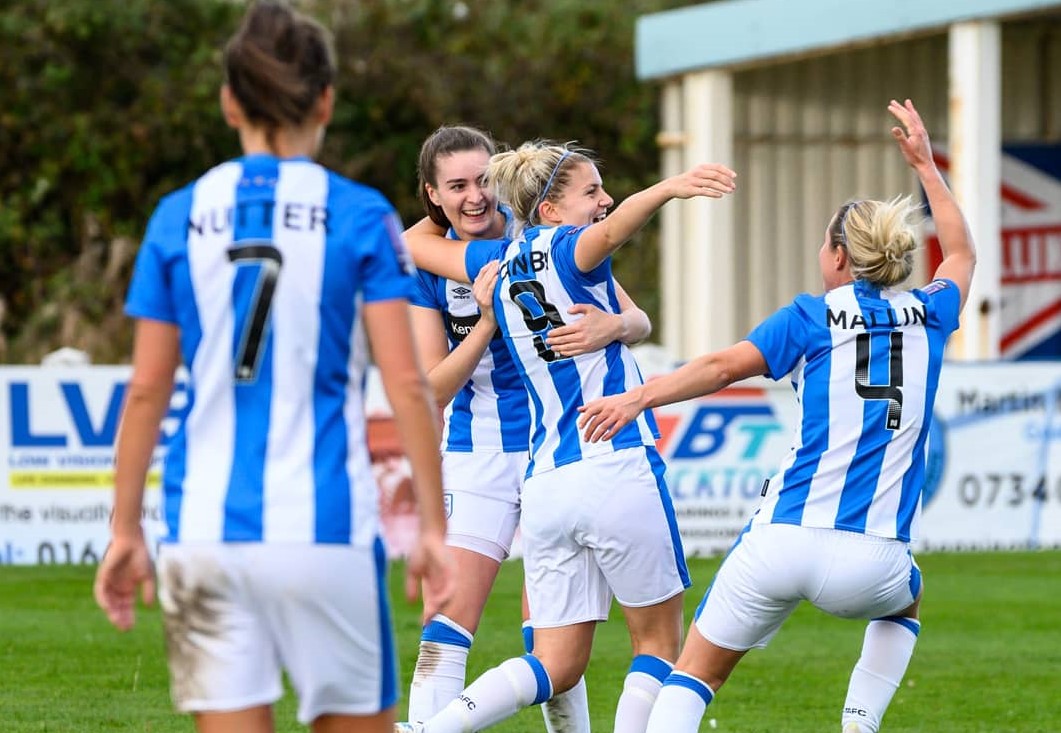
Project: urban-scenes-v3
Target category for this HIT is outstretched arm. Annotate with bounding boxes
[888,98,976,312]
[578,340,767,442]
[404,216,472,282]
[573,163,736,273]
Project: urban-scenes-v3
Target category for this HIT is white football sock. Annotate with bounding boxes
[542,674,591,733]
[408,615,473,722]
[614,655,673,733]
[645,671,715,733]
[425,655,552,733]
[842,617,920,733]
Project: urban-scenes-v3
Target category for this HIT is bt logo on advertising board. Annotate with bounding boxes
[652,388,788,502]
[655,392,783,462]
[8,380,190,449]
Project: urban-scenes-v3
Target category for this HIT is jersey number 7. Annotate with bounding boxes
[228,243,283,382]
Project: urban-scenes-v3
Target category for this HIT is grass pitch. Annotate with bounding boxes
[1,552,1059,732]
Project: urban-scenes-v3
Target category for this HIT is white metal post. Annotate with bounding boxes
[949,21,1002,359]
[681,70,736,359]
[658,80,685,358]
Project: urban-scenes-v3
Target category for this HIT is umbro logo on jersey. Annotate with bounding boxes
[451,286,472,298]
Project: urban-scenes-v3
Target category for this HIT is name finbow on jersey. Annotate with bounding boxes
[501,249,550,280]
[826,304,926,330]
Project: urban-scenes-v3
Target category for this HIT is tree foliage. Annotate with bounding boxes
[0,0,697,362]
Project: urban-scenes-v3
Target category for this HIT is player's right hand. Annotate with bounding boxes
[406,532,455,623]
[93,532,155,632]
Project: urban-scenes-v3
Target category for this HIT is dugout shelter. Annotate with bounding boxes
[637,0,1061,361]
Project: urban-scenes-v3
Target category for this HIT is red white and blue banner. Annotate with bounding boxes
[928,145,1061,359]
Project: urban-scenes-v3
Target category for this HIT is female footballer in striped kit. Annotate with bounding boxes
[407,126,653,732]
[397,142,736,733]
[579,99,975,733]
[93,3,453,731]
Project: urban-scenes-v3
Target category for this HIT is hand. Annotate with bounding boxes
[472,260,499,322]
[888,99,934,171]
[93,532,155,632]
[546,304,621,357]
[577,388,645,442]
[405,531,455,623]
[668,163,737,200]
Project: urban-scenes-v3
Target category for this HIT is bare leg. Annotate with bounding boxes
[311,707,394,733]
[195,705,274,733]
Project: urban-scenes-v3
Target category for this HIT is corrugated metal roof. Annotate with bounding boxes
[636,0,1061,79]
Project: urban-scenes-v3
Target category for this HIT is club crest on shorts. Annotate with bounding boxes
[443,492,453,519]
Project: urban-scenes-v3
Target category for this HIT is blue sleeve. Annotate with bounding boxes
[920,278,961,334]
[125,205,178,323]
[552,225,610,285]
[464,239,506,281]
[409,269,440,309]
[356,208,415,302]
[746,298,813,380]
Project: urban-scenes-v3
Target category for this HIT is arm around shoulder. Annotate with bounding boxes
[404,216,472,282]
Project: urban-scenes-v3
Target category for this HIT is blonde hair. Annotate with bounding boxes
[485,140,596,235]
[829,195,921,287]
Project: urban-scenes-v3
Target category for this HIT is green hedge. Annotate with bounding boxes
[0,0,697,362]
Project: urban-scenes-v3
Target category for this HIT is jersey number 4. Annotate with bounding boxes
[854,332,903,430]
[228,243,283,382]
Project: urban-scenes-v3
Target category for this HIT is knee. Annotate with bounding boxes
[626,604,684,662]
[535,653,586,695]
[630,634,680,663]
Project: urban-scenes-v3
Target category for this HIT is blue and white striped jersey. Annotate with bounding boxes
[125,154,413,547]
[747,278,961,542]
[466,225,659,478]
[409,217,531,453]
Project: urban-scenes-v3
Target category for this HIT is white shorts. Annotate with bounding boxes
[694,523,922,651]
[157,540,396,724]
[442,450,525,562]
[520,446,690,627]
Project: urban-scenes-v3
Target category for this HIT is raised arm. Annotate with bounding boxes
[363,298,455,616]
[577,340,767,443]
[888,98,976,312]
[544,278,651,356]
[404,216,473,282]
[573,163,736,273]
